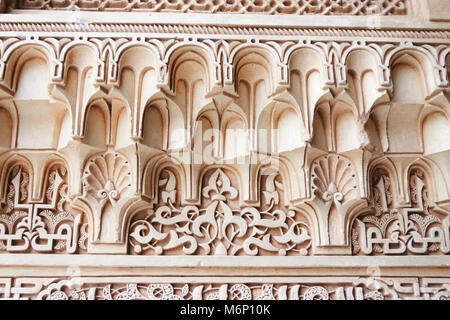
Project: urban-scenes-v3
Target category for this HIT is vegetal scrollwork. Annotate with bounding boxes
[0,165,85,253]
[16,0,408,15]
[129,168,312,256]
[353,168,450,255]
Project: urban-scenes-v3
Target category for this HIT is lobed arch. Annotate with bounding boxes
[117,45,159,77]
[61,44,98,87]
[251,157,296,206]
[287,46,329,89]
[81,99,111,149]
[192,108,220,161]
[58,37,103,83]
[387,48,438,103]
[233,47,276,100]
[113,42,161,69]
[345,49,384,115]
[2,41,58,86]
[57,44,99,137]
[115,46,159,138]
[286,47,330,138]
[230,43,280,84]
[142,155,187,204]
[366,157,401,203]
[59,40,100,75]
[0,154,34,202]
[39,155,72,198]
[311,99,361,153]
[220,104,249,160]
[0,101,18,150]
[406,158,449,205]
[342,45,384,70]
[257,101,306,154]
[168,46,212,138]
[8,47,51,100]
[8,47,69,149]
[141,98,169,150]
[419,109,450,155]
[167,44,214,94]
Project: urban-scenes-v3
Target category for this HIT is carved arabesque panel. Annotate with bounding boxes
[129,167,312,256]
[16,0,408,15]
[352,168,450,255]
[0,165,88,253]
[2,276,448,300]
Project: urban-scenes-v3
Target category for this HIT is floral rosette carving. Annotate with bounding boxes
[129,168,311,256]
[0,166,87,253]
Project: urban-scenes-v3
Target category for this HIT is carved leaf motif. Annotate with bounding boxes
[409,214,440,236]
[40,210,73,233]
[362,213,398,237]
[159,170,177,204]
[0,211,28,233]
[273,222,311,244]
[83,152,131,202]
[311,155,357,204]
[202,169,238,200]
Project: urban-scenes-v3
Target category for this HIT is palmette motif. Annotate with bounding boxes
[0,166,86,253]
[129,168,311,256]
[353,169,450,255]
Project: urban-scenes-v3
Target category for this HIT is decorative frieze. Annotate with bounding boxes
[14,0,408,16]
[129,168,311,256]
[0,1,449,301]
[0,276,449,300]
[352,168,450,255]
[0,28,448,255]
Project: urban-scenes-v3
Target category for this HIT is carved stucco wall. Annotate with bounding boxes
[0,0,449,300]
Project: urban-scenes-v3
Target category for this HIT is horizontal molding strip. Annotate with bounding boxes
[0,255,449,278]
[0,12,449,42]
[3,10,432,29]
[1,254,449,268]
[0,23,449,43]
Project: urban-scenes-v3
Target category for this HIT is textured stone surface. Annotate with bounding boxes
[14,0,408,15]
[0,0,449,300]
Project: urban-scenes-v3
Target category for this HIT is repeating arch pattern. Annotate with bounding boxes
[0,2,448,259]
